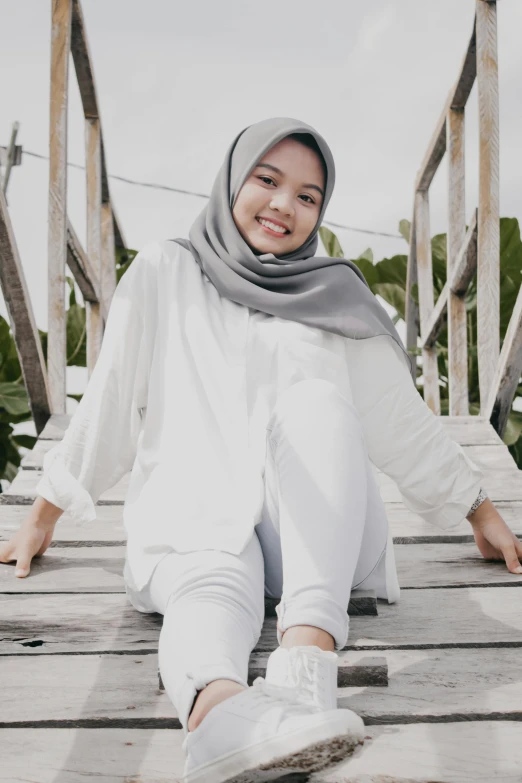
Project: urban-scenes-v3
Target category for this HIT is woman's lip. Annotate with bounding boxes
[256,217,290,236]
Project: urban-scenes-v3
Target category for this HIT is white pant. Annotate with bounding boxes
[140,379,397,733]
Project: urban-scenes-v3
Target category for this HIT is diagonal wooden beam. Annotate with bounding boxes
[415,15,477,192]
[70,0,125,250]
[420,209,478,351]
[0,187,51,434]
[66,218,100,305]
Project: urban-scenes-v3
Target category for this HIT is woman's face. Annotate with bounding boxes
[232,137,325,255]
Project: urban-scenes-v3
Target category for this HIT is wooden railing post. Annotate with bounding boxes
[447,106,469,415]
[85,118,103,376]
[100,201,117,327]
[476,0,500,415]
[415,189,440,415]
[47,0,72,414]
[405,208,419,381]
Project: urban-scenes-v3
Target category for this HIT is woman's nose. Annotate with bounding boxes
[269,193,294,215]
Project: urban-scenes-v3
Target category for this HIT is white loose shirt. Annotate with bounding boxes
[36,240,484,597]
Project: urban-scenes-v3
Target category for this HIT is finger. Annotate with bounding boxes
[15,552,32,578]
[502,543,522,574]
[0,541,14,564]
[514,535,522,558]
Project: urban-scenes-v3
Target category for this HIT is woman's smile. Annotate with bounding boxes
[256,217,291,237]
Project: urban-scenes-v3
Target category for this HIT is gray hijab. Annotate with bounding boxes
[173,116,414,381]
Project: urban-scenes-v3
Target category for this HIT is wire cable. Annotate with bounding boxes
[22,148,405,240]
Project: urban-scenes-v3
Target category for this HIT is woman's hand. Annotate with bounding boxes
[467,497,522,574]
[0,496,63,577]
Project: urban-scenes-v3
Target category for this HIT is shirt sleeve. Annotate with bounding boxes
[35,241,158,524]
[344,334,485,531]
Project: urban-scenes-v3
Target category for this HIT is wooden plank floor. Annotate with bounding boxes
[1,413,522,782]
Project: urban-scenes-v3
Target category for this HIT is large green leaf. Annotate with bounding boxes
[0,382,30,417]
[399,219,411,244]
[66,303,87,367]
[66,275,77,307]
[318,226,344,258]
[350,257,379,288]
[503,409,522,447]
[0,315,22,382]
[12,433,37,450]
[499,217,522,281]
[116,246,138,283]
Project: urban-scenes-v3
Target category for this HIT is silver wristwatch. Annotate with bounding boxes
[466,487,488,519]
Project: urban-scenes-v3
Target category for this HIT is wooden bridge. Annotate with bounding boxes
[1,1,522,780]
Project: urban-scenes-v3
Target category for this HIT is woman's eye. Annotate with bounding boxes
[300,194,315,204]
[259,176,275,185]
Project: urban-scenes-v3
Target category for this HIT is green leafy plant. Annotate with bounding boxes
[319,218,522,468]
[0,246,138,491]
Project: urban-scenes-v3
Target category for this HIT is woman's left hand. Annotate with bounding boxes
[468,500,522,574]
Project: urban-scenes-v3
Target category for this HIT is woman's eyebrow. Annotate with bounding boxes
[256,162,324,198]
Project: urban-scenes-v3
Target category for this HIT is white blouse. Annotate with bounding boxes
[35,240,484,599]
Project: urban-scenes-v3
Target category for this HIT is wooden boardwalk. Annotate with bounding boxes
[1,413,522,782]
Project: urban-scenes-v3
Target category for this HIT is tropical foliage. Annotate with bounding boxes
[0,247,137,490]
[319,217,522,468]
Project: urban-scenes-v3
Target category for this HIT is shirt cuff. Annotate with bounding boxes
[402,445,485,531]
[35,448,97,525]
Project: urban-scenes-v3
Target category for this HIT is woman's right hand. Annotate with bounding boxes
[0,496,64,577]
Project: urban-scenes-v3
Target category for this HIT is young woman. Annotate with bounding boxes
[2,116,516,783]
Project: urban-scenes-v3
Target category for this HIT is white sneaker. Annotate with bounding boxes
[181,676,365,783]
[264,644,339,711]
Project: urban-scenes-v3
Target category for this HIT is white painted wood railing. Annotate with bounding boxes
[0,0,125,434]
[405,0,522,440]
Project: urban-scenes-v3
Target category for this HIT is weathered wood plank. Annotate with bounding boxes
[5,462,522,507]
[1,722,520,783]
[0,504,126,542]
[0,653,387,725]
[1,647,519,726]
[385,501,522,539]
[29,410,507,445]
[1,587,521,655]
[48,0,72,415]
[379,466,522,503]
[0,467,128,503]
[0,550,377,614]
[20,436,516,472]
[318,721,522,782]
[1,543,520,594]
[2,500,521,544]
[2,502,520,547]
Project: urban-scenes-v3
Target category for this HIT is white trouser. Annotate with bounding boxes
[141,379,395,734]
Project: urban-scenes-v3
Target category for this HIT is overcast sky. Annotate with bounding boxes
[1,0,521,424]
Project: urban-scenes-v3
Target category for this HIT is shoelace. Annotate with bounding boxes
[286,647,325,705]
[250,675,322,714]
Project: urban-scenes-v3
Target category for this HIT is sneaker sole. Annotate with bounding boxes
[182,708,364,783]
